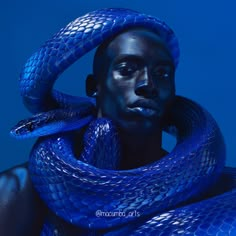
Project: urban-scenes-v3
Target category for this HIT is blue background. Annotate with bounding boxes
[1,0,236,171]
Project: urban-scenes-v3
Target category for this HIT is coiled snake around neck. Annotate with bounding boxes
[11,8,236,236]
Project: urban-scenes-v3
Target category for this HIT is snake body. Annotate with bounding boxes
[12,8,236,235]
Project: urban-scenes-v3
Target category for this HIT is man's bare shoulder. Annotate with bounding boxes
[0,163,46,236]
[0,163,31,200]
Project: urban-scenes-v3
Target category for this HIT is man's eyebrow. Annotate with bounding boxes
[113,55,144,64]
[154,60,175,67]
[112,55,175,70]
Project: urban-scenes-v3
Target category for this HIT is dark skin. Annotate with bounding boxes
[0,29,177,234]
[91,29,176,169]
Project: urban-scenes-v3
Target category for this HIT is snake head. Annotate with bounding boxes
[10,112,55,139]
[10,107,95,139]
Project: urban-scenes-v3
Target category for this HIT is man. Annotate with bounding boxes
[0,10,235,236]
[90,28,175,169]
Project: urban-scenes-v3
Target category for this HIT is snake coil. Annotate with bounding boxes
[11,8,236,236]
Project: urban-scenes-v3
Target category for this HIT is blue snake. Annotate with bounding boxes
[11,8,236,235]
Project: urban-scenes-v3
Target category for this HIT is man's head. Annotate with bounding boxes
[87,28,176,134]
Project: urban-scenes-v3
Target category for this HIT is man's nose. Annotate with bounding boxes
[135,68,158,98]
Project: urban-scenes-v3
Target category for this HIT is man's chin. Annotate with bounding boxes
[118,119,161,135]
[99,111,162,135]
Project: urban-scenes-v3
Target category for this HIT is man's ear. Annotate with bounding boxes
[86,74,98,97]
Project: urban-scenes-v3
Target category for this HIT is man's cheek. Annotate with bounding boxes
[159,88,174,100]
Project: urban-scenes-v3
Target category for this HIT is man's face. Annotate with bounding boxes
[94,29,175,134]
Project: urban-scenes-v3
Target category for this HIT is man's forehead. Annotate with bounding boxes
[95,27,172,61]
[110,28,168,48]
[111,28,163,41]
[105,28,172,61]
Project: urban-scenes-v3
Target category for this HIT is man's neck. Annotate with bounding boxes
[118,128,163,170]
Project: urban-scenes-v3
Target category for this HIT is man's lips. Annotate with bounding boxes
[128,107,157,117]
[127,100,160,117]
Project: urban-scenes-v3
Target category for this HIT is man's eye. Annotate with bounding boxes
[115,63,138,76]
[153,67,170,80]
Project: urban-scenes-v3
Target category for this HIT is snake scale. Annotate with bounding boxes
[11,8,236,235]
